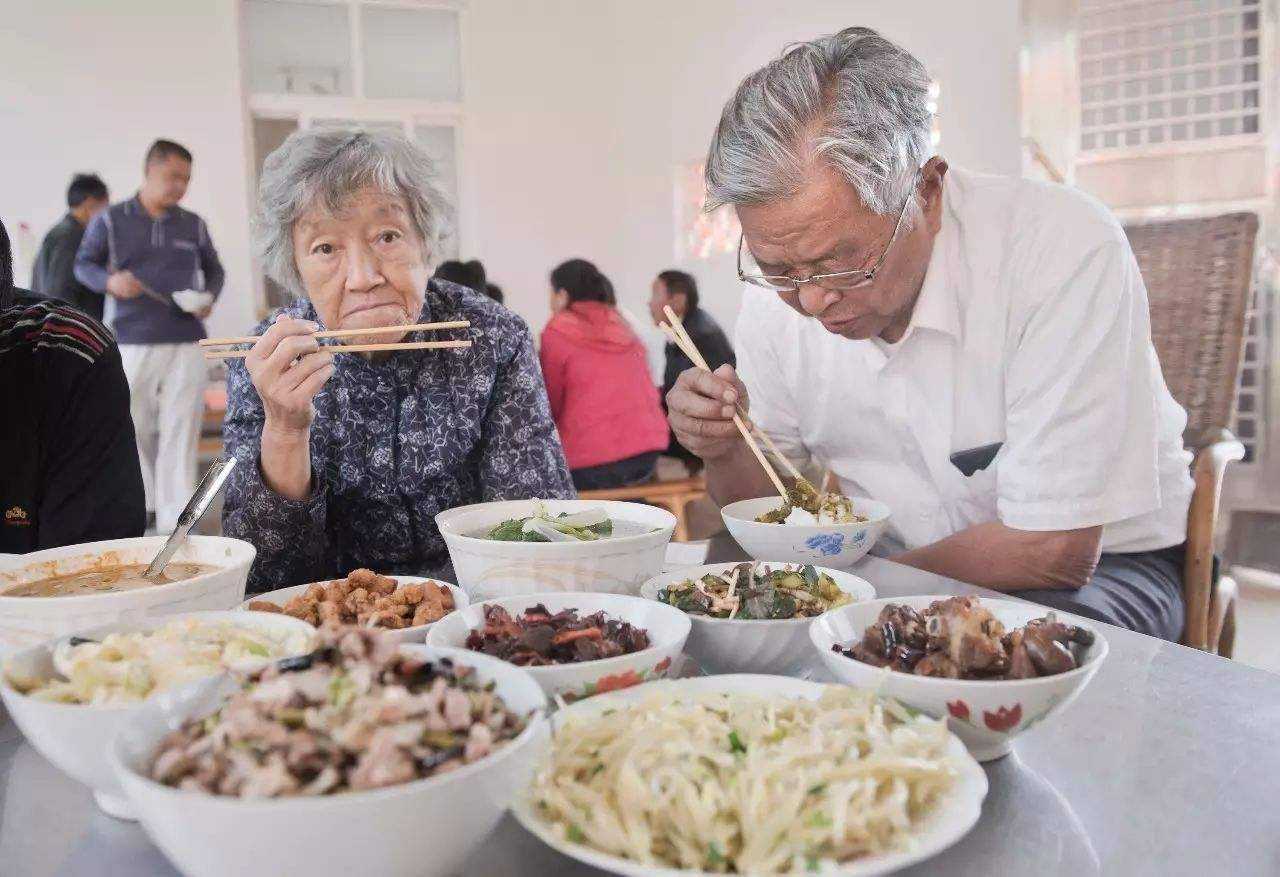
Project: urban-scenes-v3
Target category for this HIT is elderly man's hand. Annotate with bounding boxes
[666,364,749,461]
[246,315,335,436]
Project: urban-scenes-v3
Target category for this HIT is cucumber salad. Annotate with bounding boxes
[484,500,616,543]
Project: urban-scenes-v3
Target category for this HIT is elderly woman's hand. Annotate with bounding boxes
[666,364,749,461]
[246,315,336,436]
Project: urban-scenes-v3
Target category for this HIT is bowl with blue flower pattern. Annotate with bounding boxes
[719,496,890,569]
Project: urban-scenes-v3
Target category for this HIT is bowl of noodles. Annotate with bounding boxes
[513,674,987,875]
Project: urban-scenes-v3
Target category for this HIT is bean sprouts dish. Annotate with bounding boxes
[528,686,960,873]
[5,618,313,705]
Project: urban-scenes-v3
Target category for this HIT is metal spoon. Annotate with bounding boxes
[144,456,238,580]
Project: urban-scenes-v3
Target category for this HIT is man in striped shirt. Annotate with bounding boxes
[75,139,223,532]
[0,219,145,554]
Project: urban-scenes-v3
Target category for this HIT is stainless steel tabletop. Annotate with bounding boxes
[4,541,1279,876]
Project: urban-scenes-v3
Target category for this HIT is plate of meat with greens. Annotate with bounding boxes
[427,592,690,702]
[811,595,1108,760]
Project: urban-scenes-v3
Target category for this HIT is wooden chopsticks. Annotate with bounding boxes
[200,320,472,360]
[659,305,789,501]
[206,339,471,359]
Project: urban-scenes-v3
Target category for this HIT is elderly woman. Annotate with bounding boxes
[222,128,573,591]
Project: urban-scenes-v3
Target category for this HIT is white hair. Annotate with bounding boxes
[254,127,454,297]
[705,27,932,221]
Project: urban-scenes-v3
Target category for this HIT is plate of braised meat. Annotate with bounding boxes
[834,596,1096,680]
[811,595,1109,761]
[428,593,690,702]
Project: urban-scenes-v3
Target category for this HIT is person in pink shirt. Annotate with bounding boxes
[540,259,669,491]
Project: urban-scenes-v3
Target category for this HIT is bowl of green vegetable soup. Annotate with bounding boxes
[436,500,676,602]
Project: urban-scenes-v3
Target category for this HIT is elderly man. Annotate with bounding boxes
[668,28,1194,640]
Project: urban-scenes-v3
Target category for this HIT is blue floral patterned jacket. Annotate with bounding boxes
[222,279,574,592]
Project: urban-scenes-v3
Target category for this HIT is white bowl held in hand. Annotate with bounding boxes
[720,496,890,570]
[0,610,315,820]
[639,563,875,677]
[511,674,989,877]
[110,644,548,877]
[811,596,1109,762]
[171,289,214,314]
[435,499,676,601]
[0,536,256,656]
[237,577,469,644]
[427,592,690,702]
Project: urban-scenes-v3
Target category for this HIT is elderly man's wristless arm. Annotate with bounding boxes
[259,424,314,502]
[893,522,1104,591]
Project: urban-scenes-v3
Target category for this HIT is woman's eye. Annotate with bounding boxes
[378,230,401,244]
[312,243,334,256]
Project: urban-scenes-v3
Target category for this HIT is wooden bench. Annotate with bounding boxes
[197,382,227,461]
[578,477,707,542]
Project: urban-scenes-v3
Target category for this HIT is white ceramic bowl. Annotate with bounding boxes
[811,596,1109,762]
[0,610,316,820]
[720,496,890,570]
[639,562,876,677]
[427,592,690,702]
[512,674,988,877]
[238,576,469,644]
[111,644,548,877]
[171,290,214,314]
[436,499,676,601]
[0,536,256,656]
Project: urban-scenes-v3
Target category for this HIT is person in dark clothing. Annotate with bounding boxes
[433,259,487,293]
[0,218,146,554]
[75,138,224,534]
[30,173,110,319]
[648,269,736,468]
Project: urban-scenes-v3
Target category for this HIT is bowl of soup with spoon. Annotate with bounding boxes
[0,536,255,655]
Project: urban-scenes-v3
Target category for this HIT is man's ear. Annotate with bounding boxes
[919,156,948,232]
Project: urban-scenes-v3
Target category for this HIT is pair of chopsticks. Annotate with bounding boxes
[199,320,472,360]
[658,305,806,502]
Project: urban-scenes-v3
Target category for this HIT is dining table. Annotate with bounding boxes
[3,534,1279,876]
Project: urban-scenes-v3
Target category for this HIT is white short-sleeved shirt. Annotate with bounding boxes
[735,167,1194,554]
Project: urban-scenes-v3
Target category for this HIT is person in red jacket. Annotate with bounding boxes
[540,259,669,491]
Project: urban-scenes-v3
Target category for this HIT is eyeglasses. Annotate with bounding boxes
[736,175,918,293]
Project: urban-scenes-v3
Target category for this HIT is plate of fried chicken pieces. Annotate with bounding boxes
[242,569,466,641]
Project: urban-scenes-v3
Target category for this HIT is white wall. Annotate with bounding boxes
[2,0,1021,349]
[0,0,256,340]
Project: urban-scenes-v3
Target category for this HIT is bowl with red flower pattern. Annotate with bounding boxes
[810,595,1108,761]
[426,592,690,703]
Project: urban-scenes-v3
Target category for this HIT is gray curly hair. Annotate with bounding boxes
[705,27,933,221]
[254,127,453,297]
